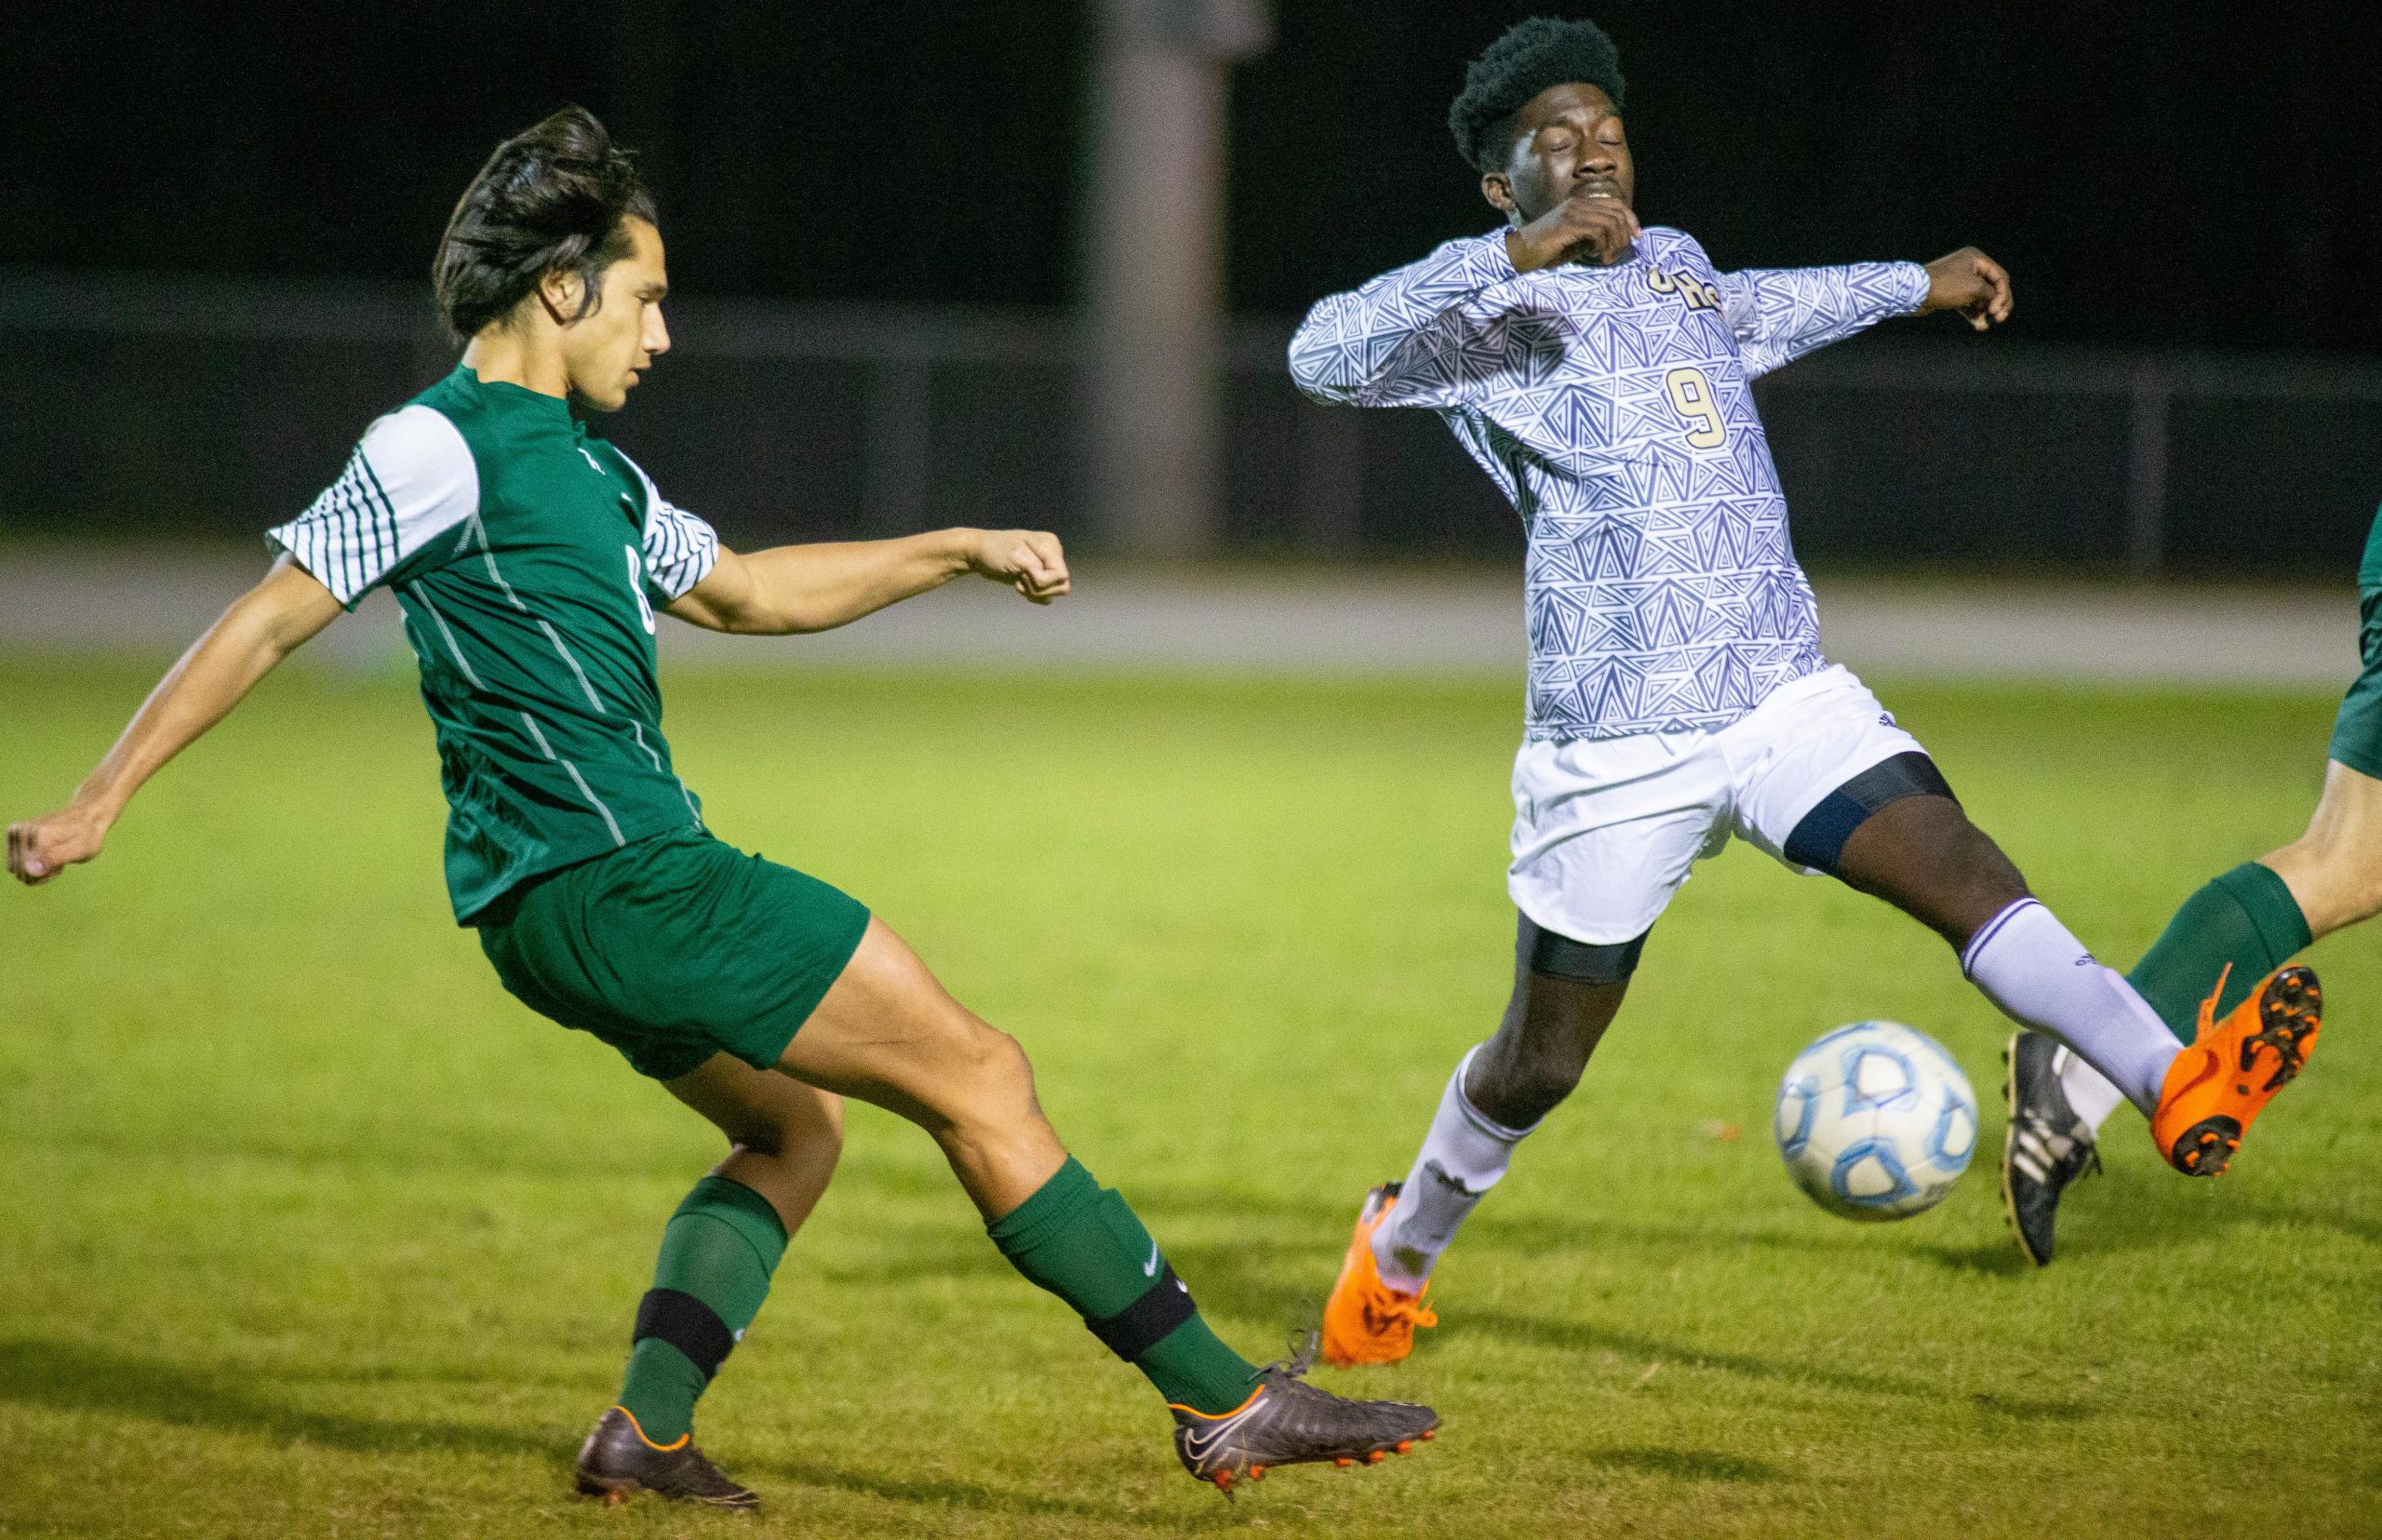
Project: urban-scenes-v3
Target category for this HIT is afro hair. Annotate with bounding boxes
[1448,16,1626,174]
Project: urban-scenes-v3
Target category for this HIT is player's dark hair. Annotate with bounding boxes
[1448,16,1627,174]
[432,106,657,343]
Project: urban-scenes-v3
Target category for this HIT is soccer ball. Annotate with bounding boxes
[1774,1020,1977,1221]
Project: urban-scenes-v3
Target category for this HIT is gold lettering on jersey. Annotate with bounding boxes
[1645,263,1720,313]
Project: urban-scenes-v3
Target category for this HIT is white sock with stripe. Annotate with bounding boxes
[1372,1045,1533,1293]
[1962,899,2179,1117]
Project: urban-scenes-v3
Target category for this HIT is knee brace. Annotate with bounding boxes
[1784,751,1958,876]
[1517,913,1648,986]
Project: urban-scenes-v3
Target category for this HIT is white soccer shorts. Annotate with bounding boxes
[1508,664,1927,944]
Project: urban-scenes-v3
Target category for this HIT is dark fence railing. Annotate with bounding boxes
[6,268,2378,573]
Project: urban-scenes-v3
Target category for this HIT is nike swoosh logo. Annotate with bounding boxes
[1178,1399,1264,1462]
[1144,1240,1161,1277]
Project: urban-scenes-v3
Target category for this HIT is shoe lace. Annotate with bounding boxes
[1263,1328,1322,1380]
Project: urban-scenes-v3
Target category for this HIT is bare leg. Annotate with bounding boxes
[770,915,1067,1220]
[662,1054,846,1235]
[2261,759,2382,940]
[767,916,1416,1437]
[1832,793,2029,947]
[1464,963,1631,1130]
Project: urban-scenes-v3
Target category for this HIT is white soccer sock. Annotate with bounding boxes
[1372,1045,1534,1292]
[2054,1044,2130,1132]
[1962,899,2180,1117]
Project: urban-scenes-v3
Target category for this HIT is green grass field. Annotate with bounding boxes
[3,657,2376,1538]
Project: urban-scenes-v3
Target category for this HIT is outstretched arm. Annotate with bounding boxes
[1720,248,2012,378]
[7,556,343,885]
[665,528,1070,636]
[1289,234,1537,408]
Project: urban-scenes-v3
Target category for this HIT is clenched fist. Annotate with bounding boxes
[7,802,111,886]
[1920,248,2013,331]
[966,529,1071,605]
[1505,190,1642,274]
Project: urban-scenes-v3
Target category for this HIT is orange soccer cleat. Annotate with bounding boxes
[2150,964,2322,1177]
[1320,1184,1439,1367]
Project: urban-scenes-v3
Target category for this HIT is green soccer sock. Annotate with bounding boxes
[988,1157,1262,1415]
[2126,862,2313,1040]
[615,1174,788,1444]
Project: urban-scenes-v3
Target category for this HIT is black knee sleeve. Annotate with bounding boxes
[1517,913,1648,985]
[1783,751,1958,877]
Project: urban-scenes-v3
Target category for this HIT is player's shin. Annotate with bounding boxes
[1373,1046,1533,1292]
[986,1156,1260,1414]
[1961,899,2178,1117]
[616,1175,788,1445]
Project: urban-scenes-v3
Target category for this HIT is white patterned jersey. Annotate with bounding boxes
[1289,226,1928,740]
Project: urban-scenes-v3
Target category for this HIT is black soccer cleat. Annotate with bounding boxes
[2000,1030,2102,1267]
[572,1405,760,1509]
[1170,1345,1439,1495]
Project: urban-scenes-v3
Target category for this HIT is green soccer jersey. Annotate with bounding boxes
[269,364,718,922]
[2360,500,2382,590]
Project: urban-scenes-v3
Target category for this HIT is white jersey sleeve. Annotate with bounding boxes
[616,452,721,602]
[1717,261,1930,378]
[266,405,478,608]
[1288,232,1530,408]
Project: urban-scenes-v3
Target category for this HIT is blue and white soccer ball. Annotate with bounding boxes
[1774,1020,1977,1221]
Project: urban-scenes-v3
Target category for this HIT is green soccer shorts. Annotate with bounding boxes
[475,827,871,1082]
[2328,587,2382,782]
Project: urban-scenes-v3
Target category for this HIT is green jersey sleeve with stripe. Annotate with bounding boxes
[268,365,720,923]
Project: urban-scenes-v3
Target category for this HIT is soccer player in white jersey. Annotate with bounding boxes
[1290,17,2322,1365]
[7,107,1436,1505]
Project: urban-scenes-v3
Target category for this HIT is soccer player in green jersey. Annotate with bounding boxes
[4,107,1435,1507]
[2001,504,2378,1264]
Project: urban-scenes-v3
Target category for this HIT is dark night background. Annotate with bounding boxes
[7,2,2382,567]
[12,1,2382,347]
